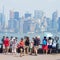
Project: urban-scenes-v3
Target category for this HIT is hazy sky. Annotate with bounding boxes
[0,0,60,20]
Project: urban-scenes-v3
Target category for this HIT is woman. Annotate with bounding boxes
[18,38,24,57]
[4,37,10,54]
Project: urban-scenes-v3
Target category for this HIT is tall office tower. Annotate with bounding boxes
[8,19,20,33]
[40,17,47,32]
[30,19,36,32]
[14,11,19,20]
[9,10,14,19]
[0,6,5,31]
[0,13,2,31]
[46,18,52,32]
[23,20,32,33]
[57,17,60,32]
[24,12,31,18]
[52,11,58,32]
[34,10,44,19]
[8,10,20,33]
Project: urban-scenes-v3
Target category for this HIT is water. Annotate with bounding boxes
[0,32,60,48]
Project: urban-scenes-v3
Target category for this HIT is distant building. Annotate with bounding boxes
[34,10,44,19]
[46,18,52,31]
[9,10,14,19]
[58,17,60,32]
[14,11,19,20]
[52,11,58,32]
[8,19,20,32]
[24,12,31,18]
[23,20,32,33]
[0,13,5,30]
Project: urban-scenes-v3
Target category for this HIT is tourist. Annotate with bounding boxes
[12,37,17,54]
[33,36,40,56]
[25,37,30,54]
[48,37,53,54]
[42,37,48,54]
[4,37,10,54]
[1,36,5,53]
[18,38,24,57]
[10,36,13,53]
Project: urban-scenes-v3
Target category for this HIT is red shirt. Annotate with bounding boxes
[4,38,10,47]
[19,41,24,47]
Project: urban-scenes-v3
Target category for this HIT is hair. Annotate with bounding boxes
[48,37,51,40]
[44,36,46,39]
[21,38,23,40]
[6,37,9,38]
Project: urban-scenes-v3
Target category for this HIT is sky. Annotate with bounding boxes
[0,0,60,21]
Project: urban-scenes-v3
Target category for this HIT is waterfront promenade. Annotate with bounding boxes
[0,53,60,60]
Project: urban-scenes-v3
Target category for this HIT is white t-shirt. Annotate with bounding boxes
[52,42,56,47]
[48,39,53,45]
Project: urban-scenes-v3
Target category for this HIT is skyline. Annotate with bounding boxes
[0,9,60,33]
[0,0,60,19]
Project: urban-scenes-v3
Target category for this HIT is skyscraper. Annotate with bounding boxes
[24,12,31,18]
[52,11,58,32]
[34,10,44,19]
[58,17,60,32]
[14,11,19,20]
[23,20,31,33]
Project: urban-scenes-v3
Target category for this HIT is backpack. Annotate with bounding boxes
[43,39,47,45]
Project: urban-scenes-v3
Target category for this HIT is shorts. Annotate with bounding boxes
[42,45,48,50]
[20,47,24,51]
[34,46,39,50]
[25,46,29,49]
[48,45,52,49]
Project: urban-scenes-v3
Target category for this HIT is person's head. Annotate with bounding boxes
[48,37,51,40]
[44,36,46,39]
[3,36,5,38]
[35,37,37,39]
[15,37,18,39]
[32,37,35,40]
[6,36,9,38]
[26,37,29,41]
[10,36,13,39]
[21,38,23,41]
[37,36,40,40]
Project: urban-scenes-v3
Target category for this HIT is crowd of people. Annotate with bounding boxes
[1,36,59,57]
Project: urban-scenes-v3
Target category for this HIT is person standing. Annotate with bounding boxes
[33,37,40,56]
[12,37,17,54]
[10,36,13,53]
[42,37,48,54]
[48,37,53,54]
[4,37,10,54]
[25,37,30,55]
[1,36,5,53]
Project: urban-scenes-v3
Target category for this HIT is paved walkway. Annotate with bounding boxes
[0,53,60,60]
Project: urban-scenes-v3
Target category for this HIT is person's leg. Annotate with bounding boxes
[46,50,48,54]
[14,48,16,55]
[6,47,9,54]
[27,46,29,54]
[24,48,25,55]
[50,49,52,54]
[34,46,37,55]
[20,48,23,57]
[30,48,32,54]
